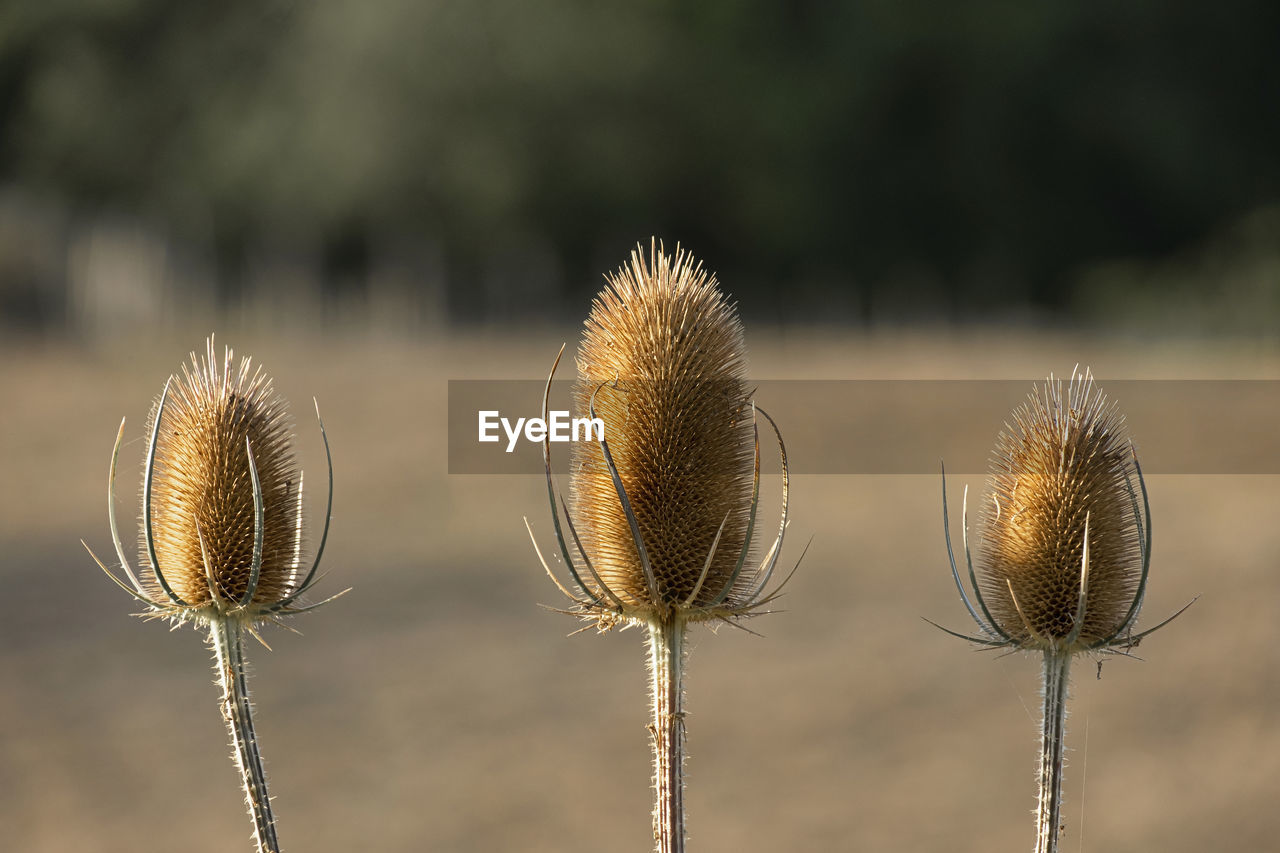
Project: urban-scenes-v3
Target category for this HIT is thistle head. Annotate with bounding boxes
[939,368,1185,655]
[86,337,337,628]
[529,240,793,628]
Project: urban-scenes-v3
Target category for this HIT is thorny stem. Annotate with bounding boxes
[647,615,687,853]
[210,616,280,853]
[1036,652,1071,853]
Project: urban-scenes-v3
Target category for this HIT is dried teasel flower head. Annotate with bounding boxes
[85,337,339,629]
[572,246,753,610]
[937,368,1189,655]
[528,240,796,628]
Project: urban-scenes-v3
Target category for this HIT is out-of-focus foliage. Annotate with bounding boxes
[0,0,1277,327]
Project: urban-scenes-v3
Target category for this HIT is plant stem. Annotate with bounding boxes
[1036,651,1072,853]
[210,616,281,853]
[647,614,687,853]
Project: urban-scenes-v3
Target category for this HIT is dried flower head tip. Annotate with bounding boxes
[528,240,798,628]
[936,368,1190,655]
[85,337,338,628]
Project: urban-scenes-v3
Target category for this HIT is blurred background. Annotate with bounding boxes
[2,0,1280,335]
[1,2,1277,851]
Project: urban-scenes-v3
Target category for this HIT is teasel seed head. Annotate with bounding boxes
[529,240,796,628]
[981,370,1144,651]
[572,245,753,610]
[937,368,1191,655]
[85,336,340,629]
[144,343,299,609]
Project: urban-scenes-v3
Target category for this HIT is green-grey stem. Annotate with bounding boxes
[1036,652,1072,853]
[647,615,687,853]
[210,616,281,853]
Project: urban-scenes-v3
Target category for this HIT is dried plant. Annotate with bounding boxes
[935,368,1192,853]
[84,338,343,853]
[528,241,798,853]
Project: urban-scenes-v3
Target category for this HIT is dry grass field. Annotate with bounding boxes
[1,326,1277,852]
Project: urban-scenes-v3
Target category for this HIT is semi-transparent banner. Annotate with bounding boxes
[447,379,1280,474]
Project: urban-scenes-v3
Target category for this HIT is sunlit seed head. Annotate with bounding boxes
[570,241,756,616]
[977,370,1144,652]
[142,340,301,612]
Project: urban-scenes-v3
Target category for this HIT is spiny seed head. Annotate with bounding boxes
[142,340,302,615]
[977,370,1143,653]
[570,241,756,618]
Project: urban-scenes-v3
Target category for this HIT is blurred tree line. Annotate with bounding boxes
[1,0,1277,329]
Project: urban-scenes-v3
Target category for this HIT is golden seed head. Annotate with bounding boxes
[142,340,301,612]
[977,370,1144,652]
[570,242,756,616]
